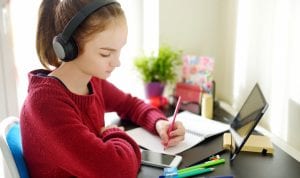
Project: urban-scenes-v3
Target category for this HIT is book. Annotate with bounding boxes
[126,111,229,155]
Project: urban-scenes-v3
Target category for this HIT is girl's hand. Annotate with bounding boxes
[155,120,185,148]
[100,124,124,135]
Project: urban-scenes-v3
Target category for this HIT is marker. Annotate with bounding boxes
[178,158,225,173]
[165,96,181,149]
[178,167,214,178]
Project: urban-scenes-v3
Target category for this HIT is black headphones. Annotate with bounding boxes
[52,0,118,62]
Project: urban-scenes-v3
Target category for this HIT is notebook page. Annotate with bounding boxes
[174,111,229,138]
[126,111,229,155]
[126,127,204,155]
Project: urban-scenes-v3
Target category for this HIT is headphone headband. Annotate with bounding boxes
[61,0,118,42]
[53,0,119,61]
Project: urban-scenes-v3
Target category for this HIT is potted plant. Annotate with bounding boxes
[134,45,182,99]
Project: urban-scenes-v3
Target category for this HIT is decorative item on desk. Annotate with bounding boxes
[145,82,165,98]
[173,82,202,114]
[176,55,215,114]
[134,45,182,99]
[175,82,202,104]
[147,96,169,109]
[182,55,214,93]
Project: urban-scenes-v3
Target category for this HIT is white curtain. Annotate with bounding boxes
[0,0,18,119]
[10,0,48,110]
[233,0,300,158]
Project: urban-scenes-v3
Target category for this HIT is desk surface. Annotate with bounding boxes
[137,134,300,178]
[133,104,300,178]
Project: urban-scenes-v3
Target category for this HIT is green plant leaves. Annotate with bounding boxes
[133,46,182,84]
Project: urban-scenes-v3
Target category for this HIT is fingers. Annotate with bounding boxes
[170,122,185,137]
[165,134,185,147]
[163,121,186,148]
[106,125,124,130]
[160,131,169,143]
[155,119,186,148]
[155,120,169,141]
[116,126,124,131]
[100,125,124,134]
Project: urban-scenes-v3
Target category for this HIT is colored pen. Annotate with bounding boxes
[165,96,181,149]
[206,176,234,178]
[178,159,225,173]
[178,167,214,178]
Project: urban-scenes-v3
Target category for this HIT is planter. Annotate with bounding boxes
[145,82,165,99]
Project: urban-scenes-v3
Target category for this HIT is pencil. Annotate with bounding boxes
[165,96,181,149]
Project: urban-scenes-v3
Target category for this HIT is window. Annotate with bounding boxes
[233,0,300,160]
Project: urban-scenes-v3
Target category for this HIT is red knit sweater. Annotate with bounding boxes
[20,69,167,178]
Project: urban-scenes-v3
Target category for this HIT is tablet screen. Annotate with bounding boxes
[229,84,268,161]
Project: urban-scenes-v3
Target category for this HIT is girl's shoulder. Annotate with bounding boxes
[26,70,82,108]
[90,77,116,91]
[27,70,68,95]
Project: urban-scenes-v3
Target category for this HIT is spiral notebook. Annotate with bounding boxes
[126,111,229,155]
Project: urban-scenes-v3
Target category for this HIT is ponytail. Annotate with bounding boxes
[36,0,61,69]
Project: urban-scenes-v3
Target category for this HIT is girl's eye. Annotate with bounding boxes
[100,53,111,57]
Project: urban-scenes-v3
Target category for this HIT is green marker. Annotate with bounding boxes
[178,158,225,173]
[178,167,214,178]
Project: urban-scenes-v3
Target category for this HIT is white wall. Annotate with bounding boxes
[159,0,237,104]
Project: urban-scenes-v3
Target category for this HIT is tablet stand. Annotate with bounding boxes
[223,133,274,155]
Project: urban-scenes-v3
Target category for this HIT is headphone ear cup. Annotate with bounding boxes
[53,34,78,62]
[64,37,78,61]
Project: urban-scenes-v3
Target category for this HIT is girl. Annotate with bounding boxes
[20,0,185,177]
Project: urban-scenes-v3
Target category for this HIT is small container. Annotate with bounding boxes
[201,93,213,119]
[163,167,178,178]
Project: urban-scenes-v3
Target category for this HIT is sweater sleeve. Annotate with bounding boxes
[21,91,141,178]
[99,79,167,134]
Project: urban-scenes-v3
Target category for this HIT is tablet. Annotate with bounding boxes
[229,83,268,161]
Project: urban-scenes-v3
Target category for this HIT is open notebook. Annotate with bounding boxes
[126,111,229,155]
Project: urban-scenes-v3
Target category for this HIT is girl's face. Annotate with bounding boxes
[74,18,127,79]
